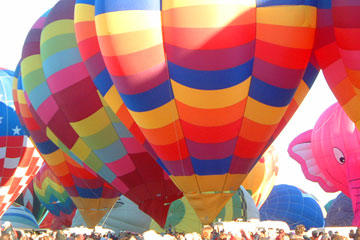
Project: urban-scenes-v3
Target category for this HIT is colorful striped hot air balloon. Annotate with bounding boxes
[19,0,182,227]
[314,0,360,130]
[88,0,320,223]
[33,163,76,229]
[0,68,43,217]
[14,11,121,228]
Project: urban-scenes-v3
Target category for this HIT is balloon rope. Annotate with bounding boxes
[101,199,117,228]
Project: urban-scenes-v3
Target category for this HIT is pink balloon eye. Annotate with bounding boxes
[333,147,345,164]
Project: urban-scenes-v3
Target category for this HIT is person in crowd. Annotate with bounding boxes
[320,233,330,240]
[291,225,305,240]
[311,231,319,240]
[201,226,214,240]
[258,230,267,240]
[276,229,285,240]
[349,230,355,240]
[55,231,66,240]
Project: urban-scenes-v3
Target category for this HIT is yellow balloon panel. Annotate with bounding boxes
[241,146,278,208]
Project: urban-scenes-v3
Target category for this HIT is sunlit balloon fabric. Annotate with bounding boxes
[20,0,182,227]
[0,68,43,217]
[33,163,76,228]
[241,145,278,208]
[90,0,319,223]
[314,0,360,129]
[260,184,325,230]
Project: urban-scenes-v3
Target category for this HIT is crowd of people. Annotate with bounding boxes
[1,222,359,240]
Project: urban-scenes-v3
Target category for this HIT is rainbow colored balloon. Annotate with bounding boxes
[0,68,43,217]
[88,0,320,223]
[19,0,182,227]
[314,0,360,129]
[241,145,278,208]
[33,163,76,229]
[288,103,360,226]
[14,12,121,227]
[14,65,120,228]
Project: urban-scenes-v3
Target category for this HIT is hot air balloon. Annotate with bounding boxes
[325,193,353,227]
[88,0,320,223]
[288,103,360,226]
[73,0,158,160]
[260,184,325,230]
[14,12,121,228]
[15,179,47,223]
[19,0,182,227]
[313,0,360,129]
[241,145,278,208]
[33,163,76,229]
[72,186,259,233]
[0,68,43,217]
[1,203,39,229]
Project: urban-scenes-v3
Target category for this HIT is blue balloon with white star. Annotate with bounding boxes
[0,68,25,137]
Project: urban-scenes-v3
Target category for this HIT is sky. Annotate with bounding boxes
[0,1,340,207]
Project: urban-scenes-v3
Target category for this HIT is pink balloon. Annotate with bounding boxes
[288,103,360,226]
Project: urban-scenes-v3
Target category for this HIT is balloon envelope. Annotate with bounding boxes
[314,0,360,130]
[325,193,353,227]
[15,11,121,227]
[260,184,325,230]
[33,163,76,228]
[20,0,182,227]
[0,68,43,217]
[91,0,319,223]
[1,204,39,229]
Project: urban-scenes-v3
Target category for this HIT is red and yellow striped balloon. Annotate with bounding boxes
[91,0,319,223]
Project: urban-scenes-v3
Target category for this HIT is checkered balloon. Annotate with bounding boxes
[0,68,43,216]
